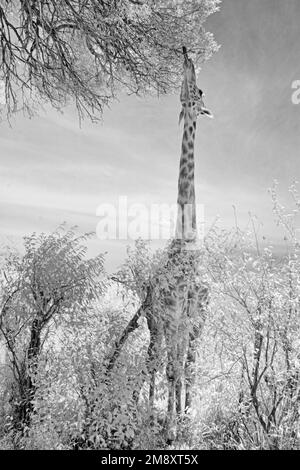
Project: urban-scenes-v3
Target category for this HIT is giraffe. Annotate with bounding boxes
[144,47,212,440]
[164,47,212,432]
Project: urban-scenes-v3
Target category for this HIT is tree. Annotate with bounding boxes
[0,0,220,120]
[200,184,300,449]
[0,227,106,443]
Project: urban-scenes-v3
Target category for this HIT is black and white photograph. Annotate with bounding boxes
[0,0,300,453]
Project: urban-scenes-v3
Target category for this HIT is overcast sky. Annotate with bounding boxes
[0,0,300,271]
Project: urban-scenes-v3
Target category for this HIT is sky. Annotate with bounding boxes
[0,0,300,272]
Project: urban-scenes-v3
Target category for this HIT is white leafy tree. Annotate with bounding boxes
[0,0,220,119]
[0,227,106,443]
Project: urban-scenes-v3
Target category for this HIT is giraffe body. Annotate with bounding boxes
[144,50,212,441]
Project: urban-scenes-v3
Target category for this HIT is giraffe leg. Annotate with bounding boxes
[166,354,175,415]
[165,350,177,443]
[175,342,185,416]
[146,335,158,413]
[146,331,154,400]
[184,332,195,411]
[145,303,163,413]
[175,380,182,415]
[149,370,155,410]
[185,285,208,411]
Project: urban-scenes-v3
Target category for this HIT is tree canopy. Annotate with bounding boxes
[0,0,220,120]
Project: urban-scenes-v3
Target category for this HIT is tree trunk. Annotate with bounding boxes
[12,318,42,435]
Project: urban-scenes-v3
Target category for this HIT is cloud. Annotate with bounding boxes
[1,0,299,270]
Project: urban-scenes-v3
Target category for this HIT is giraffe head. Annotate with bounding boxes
[179,48,213,124]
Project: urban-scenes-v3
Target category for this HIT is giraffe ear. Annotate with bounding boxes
[202,107,214,118]
[179,109,184,125]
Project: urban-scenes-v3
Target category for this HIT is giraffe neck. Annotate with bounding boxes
[175,105,197,242]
